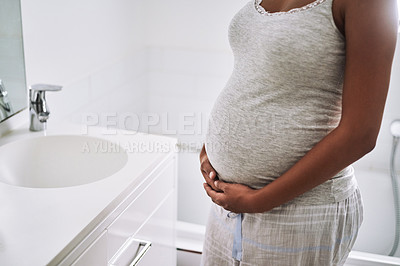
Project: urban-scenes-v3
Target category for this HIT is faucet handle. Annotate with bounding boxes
[30,84,62,98]
[29,84,62,101]
[30,84,62,92]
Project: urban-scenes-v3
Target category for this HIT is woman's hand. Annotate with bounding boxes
[203,180,259,213]
[199,144,222,192]
[200,144,260,213]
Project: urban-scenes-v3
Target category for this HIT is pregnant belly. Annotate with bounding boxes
[204,74,341,188]
[205,109,331,189]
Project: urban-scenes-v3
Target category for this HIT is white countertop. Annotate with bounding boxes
[0,123,177,266]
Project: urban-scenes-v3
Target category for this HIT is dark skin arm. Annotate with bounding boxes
[201,0,398,213]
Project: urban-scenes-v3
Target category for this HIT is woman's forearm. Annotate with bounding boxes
[251,124,376,213]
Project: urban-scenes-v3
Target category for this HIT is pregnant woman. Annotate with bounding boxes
[199,0,398,265]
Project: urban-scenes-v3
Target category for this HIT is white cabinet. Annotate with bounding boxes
[134,193,176,265]
[71,230,108,266]
[63,155,177,266]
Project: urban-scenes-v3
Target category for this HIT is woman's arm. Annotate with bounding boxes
[204,0,398,213]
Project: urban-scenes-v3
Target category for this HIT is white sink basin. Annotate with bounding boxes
[0,135,128,188]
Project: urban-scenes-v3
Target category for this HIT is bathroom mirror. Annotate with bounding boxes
[0,0,27,122]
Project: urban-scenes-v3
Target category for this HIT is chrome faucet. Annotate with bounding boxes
[29,84,62,131]
[0,80,13,121]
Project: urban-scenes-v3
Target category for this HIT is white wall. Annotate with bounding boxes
[143,0,247,50]
[21,0,146,85]
[20,0,148,124]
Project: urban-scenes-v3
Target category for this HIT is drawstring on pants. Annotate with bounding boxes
[228,212,243,261]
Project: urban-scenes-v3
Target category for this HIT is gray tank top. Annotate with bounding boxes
[205,0,357,204]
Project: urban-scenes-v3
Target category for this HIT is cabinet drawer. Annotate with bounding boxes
[108,192,176,266]
[107,159,175,260]
[133,192,177,266]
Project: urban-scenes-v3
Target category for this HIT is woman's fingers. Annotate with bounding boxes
[208,171,217,180]
[201,165,216,181]
[214,180,227,192]
[200,162,221,191]
[200,156,216,180]
[203,183,222,204]
[199,145,222,192]
[203,183,232,211]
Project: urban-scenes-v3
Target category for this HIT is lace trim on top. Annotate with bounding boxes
[255,0,326,16]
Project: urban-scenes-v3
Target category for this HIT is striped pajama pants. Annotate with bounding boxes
[201,188,363,266]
